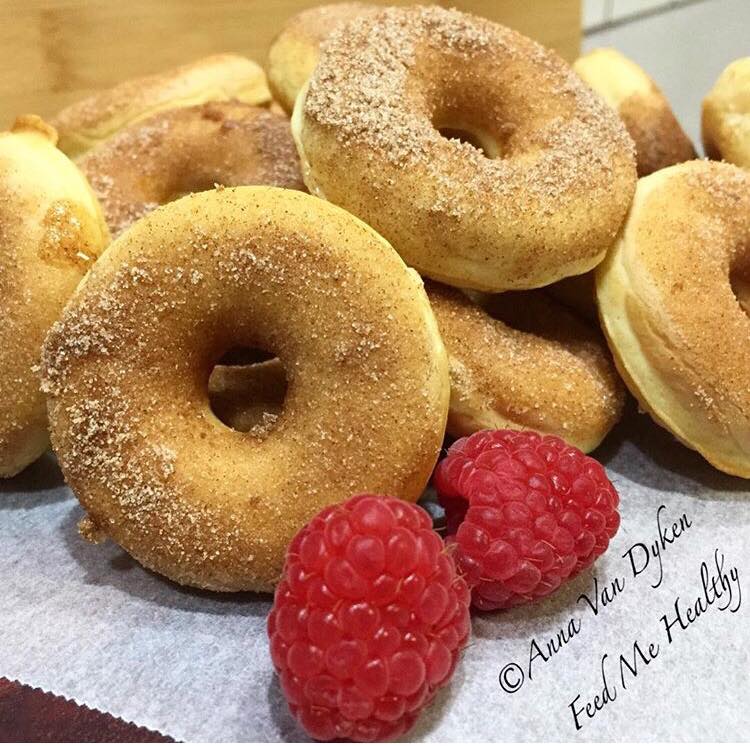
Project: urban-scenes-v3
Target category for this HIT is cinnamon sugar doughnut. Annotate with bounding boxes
[596,160,750,477]
[293,5,636,292]
[267,2,375,114]
[429,284,624,452]
[52,54,271,159]
[574,48,695,176]
[79,102,305,238]
[0,116,108,477]
[41,187,449,591]
[702,58,750,169]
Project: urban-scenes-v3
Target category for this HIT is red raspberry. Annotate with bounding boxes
[433,429,620,611]
[268,494,471,742]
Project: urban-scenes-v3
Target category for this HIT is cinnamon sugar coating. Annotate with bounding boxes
[41,187,449,591]
[0,116,109,476]
[574,48,695,177]
[52,54,271,158]
[294,5,637,292]
[79,102,305,238]
[267,2,376,114]
[597,160,750,477]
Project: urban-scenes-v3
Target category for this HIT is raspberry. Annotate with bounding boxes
[433,429,620,611]
[268,495,471,742]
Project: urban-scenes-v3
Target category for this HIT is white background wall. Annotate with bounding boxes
[582,0,748,149]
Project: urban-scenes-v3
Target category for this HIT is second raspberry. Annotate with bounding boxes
[434,429,621,611]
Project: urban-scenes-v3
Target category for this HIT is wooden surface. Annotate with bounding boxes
[0,0,580,128]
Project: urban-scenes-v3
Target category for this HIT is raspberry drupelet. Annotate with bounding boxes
[268,494,471,742]
[434,429,620,611]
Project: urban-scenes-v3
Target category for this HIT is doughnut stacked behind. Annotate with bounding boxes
[429,285,624,452]
[574,48,695,176]
[0,116,109,476]
[267,2,375,114]
[52,54,271,159]
[41,187,450,591]
[293,5,637,292]
[597,160,750,477]
[79,102,305,238]
[703,58,750,169]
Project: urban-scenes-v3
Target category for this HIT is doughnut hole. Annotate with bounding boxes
[207,346,289,434]
[217,345,275,366]
[435,125,496,157]
[730,259,750,317]
[427,62,520,160]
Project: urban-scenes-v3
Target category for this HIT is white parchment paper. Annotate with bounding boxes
[1,408,749,741]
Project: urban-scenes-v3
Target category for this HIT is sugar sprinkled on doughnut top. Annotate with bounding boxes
[304,4,634,190]
[297,6,636,292]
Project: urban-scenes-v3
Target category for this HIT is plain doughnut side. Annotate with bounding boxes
[597,160,750,477]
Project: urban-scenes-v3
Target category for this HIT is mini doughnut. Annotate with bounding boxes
[293,5,636,292]
[267,2,375,114]
[52,54,271,159]
[428,283,624,452]
[702,58,750,169]
[0,116,108,477]
[574,48,695,176]
[596,160,750,477]
[41,186,450,591]
[79,102,305,238]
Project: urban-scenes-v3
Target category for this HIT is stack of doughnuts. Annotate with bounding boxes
[2,4,749,594]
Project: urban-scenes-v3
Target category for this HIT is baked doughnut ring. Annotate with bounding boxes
[41,186,449,591]
[429,284,624,452]
[52,55,271,159]
[267,2,375,114]
[596,160,750,477]
[0,116,108,477]
[211,285,624,453]
[293,5,636,292]
[574,48,695,176]
[79,102,305,238]
[702,58,750,169]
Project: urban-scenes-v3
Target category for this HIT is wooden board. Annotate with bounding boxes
[0,0,580,128]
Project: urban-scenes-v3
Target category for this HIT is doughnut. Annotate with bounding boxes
[574,48,695,176]
[702,58,750,169]
[428,284,624,452]
[41,186,450,591]
[208,359,286,434]
[596,160,750,477]
[52,54,271,159]
[78,102,305,238]
[267,2,375,114]
[211,285,624,453]
[0,116,108,477]
[293,5,637,292]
